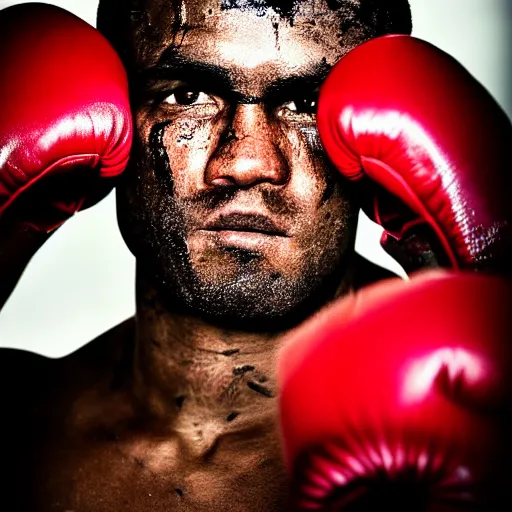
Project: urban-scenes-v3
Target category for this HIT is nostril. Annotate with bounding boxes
[210,177,235,187]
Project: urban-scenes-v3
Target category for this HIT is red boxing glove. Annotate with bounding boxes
[279,272,512,510]
[0,3,132,231]
[317,35,512,272]
[0,3,132,305]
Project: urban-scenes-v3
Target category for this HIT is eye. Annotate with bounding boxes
[163,88,215,106]
[279,93,318,116]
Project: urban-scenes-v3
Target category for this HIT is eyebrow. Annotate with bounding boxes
[138,48,332,104]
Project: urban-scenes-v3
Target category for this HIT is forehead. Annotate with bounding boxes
[133,0,367,76]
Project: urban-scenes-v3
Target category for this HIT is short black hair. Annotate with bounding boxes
[97,0,412,69]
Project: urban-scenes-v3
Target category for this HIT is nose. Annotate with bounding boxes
[205,104,289,188]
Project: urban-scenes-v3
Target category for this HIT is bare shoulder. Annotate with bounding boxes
[0,319,137,504]
[0,317,136,408]
[59,315,136,387]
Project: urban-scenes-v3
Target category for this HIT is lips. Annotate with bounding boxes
[202,213,288,236]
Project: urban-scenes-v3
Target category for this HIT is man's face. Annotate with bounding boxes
[118,0,363,326]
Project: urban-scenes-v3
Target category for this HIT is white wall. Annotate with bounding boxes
[0,0,510,356]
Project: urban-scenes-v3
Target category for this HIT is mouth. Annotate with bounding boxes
[198,212,289,251]
[202,213,288,237]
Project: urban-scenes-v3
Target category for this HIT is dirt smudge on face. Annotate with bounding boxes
[220,0,299,20]
[149,121,174,194]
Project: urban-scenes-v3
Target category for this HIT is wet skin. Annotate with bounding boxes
[0,1,404,511]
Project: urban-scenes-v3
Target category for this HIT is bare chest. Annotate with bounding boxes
[20,408,287,512]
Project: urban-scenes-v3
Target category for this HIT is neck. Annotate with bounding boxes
[130,271,285,447]
[128,266,352,456]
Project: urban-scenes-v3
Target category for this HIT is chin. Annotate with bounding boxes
[152,254,346,332]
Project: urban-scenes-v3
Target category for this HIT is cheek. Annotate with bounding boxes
[291,192,355,276]
[137,109,227,199]
[283,125,355,234]
[281,123,333,206]
[165,119,214,197]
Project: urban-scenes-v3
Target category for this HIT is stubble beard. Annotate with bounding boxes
[134,192,351,332]
[120,126,355,331]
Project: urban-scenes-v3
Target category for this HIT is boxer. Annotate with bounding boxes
[0,1,413,511]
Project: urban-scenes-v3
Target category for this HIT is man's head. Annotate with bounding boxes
[97,0,412,329]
